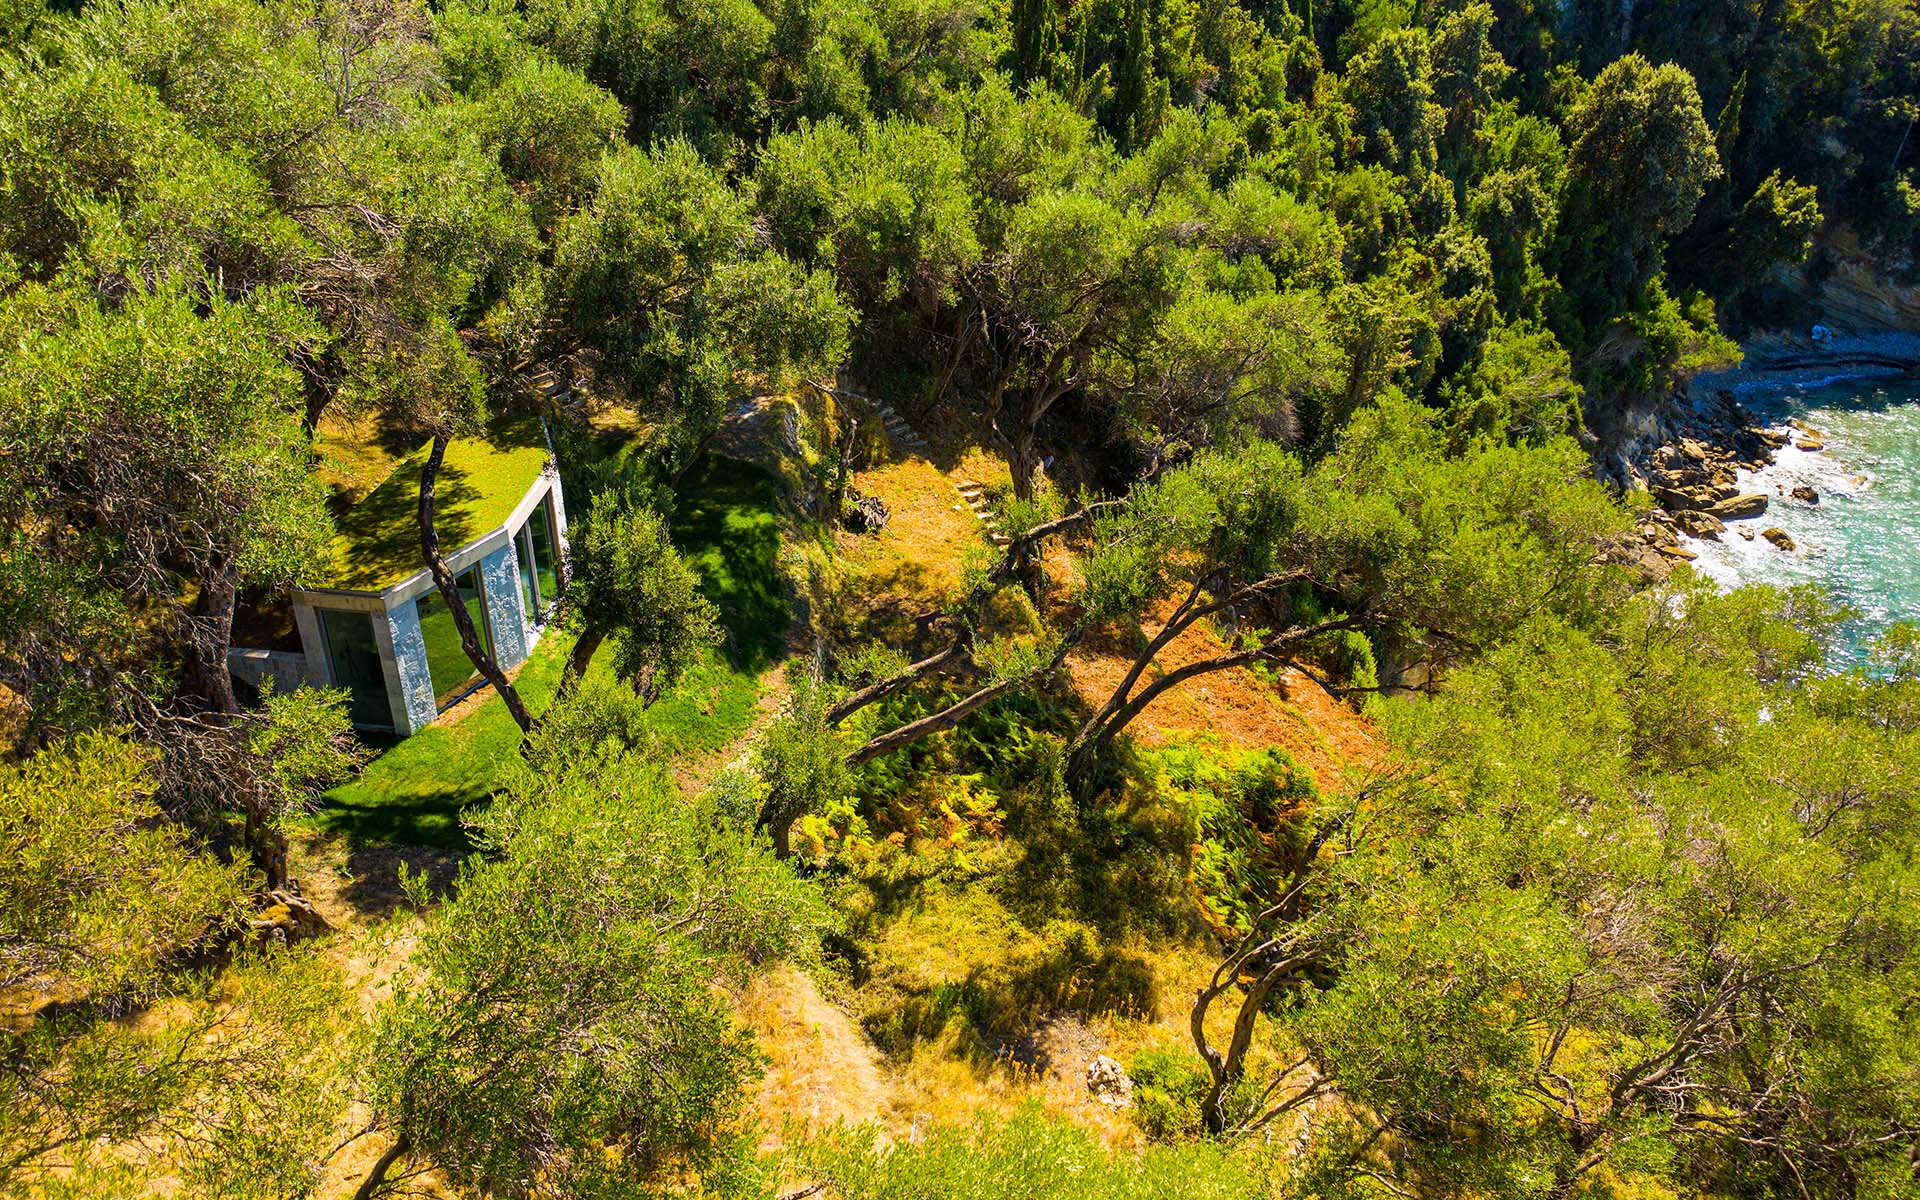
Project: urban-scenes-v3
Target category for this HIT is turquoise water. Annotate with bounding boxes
[1682,377,1920,666]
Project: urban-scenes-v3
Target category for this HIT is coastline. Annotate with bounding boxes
[1606,328,1918,583]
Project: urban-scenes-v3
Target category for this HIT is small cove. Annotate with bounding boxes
[1680,375,1920,665]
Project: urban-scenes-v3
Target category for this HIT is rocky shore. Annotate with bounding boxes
[1603,329,1918,581]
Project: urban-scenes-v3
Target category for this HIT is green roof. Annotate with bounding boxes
[325,424,552,592]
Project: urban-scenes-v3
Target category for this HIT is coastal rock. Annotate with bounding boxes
[1762,527,1797,552]
[1750,427,1791,450]
[1658,543,1698,561]
[1675,510,1726,539]
[1713,493,1770,520]
[1738,526,1756,540]
[1791,485,1820,504]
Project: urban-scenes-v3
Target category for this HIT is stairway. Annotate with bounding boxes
[956,479,1012,547]
[873,400,928,453]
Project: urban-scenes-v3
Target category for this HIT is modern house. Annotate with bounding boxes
[228,428,567,736]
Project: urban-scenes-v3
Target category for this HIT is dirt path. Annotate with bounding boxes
[671,659,792,796]
[738,964,892,1150]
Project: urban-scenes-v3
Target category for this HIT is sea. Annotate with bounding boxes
[1680,375,1920,667]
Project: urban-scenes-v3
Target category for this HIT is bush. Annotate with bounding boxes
[1130,1044,1213,1140]
[785,1104,1274,1199]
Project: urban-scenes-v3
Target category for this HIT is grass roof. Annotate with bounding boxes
[324,421,551,592]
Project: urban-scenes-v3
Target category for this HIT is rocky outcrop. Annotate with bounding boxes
[1601,384,1832,576]
[1768,227,1920,333]
[1713,493,1770,520]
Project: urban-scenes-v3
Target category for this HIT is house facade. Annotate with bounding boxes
[229,442,568,736]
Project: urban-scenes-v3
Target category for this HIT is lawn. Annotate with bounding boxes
[670,455,790,670]
[311,628,575,847]
[310,452,791,848]
[327,419,551,591]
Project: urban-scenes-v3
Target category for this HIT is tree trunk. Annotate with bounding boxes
[419,432,534,735]
[1067,611,1347,790]
[846,631,1082,766]
[825,638,970,726]
[244,803,292,892]
[187,559,242,717]
[769,816,792,860]
[845,675,1026,766]
[1007,425,1040,503]
[830,413,858,522]
[351,1133,412,1200]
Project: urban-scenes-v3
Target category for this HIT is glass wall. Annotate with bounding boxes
[416,567,492,709]
[321,608,392,728]
[515,496,561,625]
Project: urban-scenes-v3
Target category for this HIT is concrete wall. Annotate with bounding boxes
[226,647,316,693]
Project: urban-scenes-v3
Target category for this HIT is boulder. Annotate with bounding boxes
[1675,510,1726,539]
[1762,527,1797,551]
[1797,436,1825,452]
[1086,1055,1134,1108]
[1679,438,1711,463]
[1712,492,1770,520]
[1658,543,1699,561]
[1738,526,1756,540]
[1791,485,1820,504]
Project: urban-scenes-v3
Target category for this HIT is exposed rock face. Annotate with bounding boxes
[1770,229,1920,332]
[1792,485,1820,504]
[1762,527,1797,551]
[1086,1055,1134,1108]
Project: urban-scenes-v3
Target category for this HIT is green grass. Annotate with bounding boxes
[670,455,789,670]
[311,629,575,847]
[328,420,551,591]
[311,452,793,848]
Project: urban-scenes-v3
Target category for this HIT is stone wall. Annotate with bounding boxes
[384,599,439,735]
[480,541,531,669]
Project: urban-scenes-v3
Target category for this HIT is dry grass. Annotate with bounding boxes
[1067,600,1384,794]
[738,945,1236,1155]
[839,457,992,623]
[737,964,892,1150]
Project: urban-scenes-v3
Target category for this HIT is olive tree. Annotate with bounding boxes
[561,491,720,702]
[359,751,826,1198]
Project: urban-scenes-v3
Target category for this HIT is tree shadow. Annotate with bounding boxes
[331,458,485,590]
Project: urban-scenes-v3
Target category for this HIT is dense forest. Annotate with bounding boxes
[2,0,1918,1194]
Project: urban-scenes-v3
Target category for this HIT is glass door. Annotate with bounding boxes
[320,608,393,729]
[516,496,561,625]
